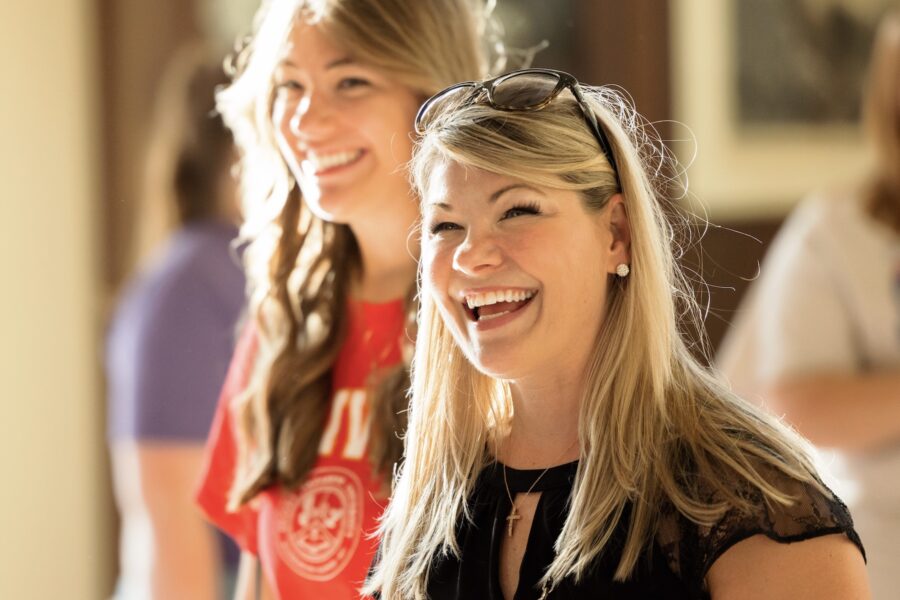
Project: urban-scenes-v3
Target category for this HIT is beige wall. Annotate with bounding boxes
[0,0,106,598]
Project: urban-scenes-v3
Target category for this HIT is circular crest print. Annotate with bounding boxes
[276,466,364,581]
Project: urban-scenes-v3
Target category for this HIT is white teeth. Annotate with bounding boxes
[464,289,536,309]
[306,149,362,171]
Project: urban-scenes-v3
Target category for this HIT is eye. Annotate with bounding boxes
[337,77,371,91]
[274,79,304,94]
[429,221,462,235]
[501,202,541,220]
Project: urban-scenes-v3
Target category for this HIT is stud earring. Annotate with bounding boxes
[616,263,630,277]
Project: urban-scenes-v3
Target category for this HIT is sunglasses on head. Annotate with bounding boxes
[415,68,620,185]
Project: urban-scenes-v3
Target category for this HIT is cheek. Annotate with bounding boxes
[422,244,450,297]
[538,231,608,310]
[271,104,300,162]
[422,244,465,326]
[565,260,609,327]
[367,102,417,160]
[373,125,414,167]
[271,98,290,137]
[389,132,415,166]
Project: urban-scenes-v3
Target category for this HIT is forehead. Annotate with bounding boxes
[278,21,346,68]
[424,160,519,206]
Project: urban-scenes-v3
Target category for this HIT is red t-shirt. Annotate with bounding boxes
[196,299,405,598]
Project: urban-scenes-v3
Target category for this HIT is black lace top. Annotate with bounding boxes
[425,460,864,599]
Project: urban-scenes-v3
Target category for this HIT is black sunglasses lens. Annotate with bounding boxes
[491,72,561,109]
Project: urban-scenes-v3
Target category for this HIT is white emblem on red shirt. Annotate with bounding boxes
[275,466,364,581]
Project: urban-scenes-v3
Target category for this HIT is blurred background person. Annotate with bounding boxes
[718,11,900,598]
[106,42,245,600]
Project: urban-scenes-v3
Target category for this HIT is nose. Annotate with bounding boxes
[289,88,335,139]
[452,229,504,276]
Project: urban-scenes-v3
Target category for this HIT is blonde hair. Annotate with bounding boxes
[863,10,900,229]
[217,0,501,507]
[368,82,823,597]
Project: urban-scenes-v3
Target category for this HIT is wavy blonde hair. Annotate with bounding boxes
[217,0,501,508]
[863,10,900,230]
[367,82,824,597]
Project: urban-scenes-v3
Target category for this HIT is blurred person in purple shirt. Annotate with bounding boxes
[105,42,245,600]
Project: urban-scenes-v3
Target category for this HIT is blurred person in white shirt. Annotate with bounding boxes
[718,12,900,599]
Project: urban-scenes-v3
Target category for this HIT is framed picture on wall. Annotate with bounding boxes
[671,0,892,220]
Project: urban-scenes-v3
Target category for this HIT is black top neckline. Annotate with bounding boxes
[483,459,579,494]
[422,458,863,600]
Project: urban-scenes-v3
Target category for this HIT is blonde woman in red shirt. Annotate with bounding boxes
[194,1,500,597]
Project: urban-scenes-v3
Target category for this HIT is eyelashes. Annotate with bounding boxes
[429,221,461,235]
[427,202,542,235]
[272,76,372,98]
[337,77,371,90]
[501,202,541,220]
[274,80,303,93]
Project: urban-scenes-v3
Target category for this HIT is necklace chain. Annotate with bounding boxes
[501,439,578,538]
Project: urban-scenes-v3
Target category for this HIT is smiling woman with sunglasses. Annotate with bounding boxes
[365,71,869,599]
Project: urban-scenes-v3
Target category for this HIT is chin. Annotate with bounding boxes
[301,190,356,224]
[465,345,530,381]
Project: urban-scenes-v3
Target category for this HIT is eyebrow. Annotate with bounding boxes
[428,183,545,211]
[277,57,357,70]
[489,183,544,203]
[326,57,356,69]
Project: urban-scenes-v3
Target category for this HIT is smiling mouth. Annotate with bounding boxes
[305,149,365,175]
[463,289,537,322]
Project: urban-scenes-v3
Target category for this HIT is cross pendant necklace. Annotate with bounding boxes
[502,466,548,538]
[501,439,578,538]
[505,507,521,537]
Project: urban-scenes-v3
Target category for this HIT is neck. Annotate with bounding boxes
[499,373,583,469]
[349,213,418,303]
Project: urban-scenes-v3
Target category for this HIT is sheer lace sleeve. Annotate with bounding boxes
[656,466,865,597]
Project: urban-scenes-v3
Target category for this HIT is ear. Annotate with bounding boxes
[604,193,631,274]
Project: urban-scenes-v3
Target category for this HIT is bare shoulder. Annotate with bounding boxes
[706,533,869,600]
